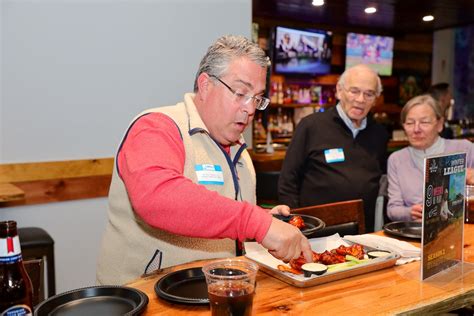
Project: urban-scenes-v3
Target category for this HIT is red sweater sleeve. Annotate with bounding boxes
[117,112,272,242]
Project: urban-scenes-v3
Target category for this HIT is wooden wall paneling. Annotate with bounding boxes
[0,158,114,208]
[2,175,112,207]
[0,158,113,182]
[0,183,25,202]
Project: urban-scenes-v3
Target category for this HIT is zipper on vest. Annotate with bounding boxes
[189,128,245,201]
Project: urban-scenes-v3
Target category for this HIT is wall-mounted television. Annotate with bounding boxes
[273,26,332,75]
[345,32,394,76]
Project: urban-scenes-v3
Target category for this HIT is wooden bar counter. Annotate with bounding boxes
[126,225,474,315]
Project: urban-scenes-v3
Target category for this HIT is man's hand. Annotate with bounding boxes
[261,217,313,263]
[411,204,423,221]
[268,205,291,216]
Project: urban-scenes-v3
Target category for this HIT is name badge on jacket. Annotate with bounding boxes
[195,164,224,185]
[324,148,345,163]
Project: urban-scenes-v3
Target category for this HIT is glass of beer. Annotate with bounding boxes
[465,185,474,223]
[202,258,258,316]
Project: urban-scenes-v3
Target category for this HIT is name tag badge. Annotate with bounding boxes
[324,148,345,163]
[195,164,224,185]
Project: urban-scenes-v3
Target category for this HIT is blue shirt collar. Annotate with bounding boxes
[336,103,367,138]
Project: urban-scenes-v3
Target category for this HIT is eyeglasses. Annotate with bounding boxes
[210,75,270,110]
[343,86,377,101]
[403,119,437,130]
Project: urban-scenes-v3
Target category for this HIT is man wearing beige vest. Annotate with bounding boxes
[97,35,312,285]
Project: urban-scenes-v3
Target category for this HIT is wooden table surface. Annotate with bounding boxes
[126,225,474,315]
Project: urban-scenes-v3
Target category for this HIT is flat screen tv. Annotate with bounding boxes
[345,32,394,76]
[273,26,332,75]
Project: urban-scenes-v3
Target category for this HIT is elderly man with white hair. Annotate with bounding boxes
[279,64,389,232]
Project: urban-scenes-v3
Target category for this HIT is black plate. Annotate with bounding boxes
[274,214,325,236]
[383,221,422,239]
[155,267,209,305]
[34,285,148,316]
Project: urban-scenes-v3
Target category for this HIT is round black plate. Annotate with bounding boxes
[274,214,325,236]
[383,221,422,239]
[34,285,148,316]
[155,267,209,305]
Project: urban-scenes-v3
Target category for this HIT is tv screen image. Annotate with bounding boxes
[274,26,332,75]
[345,32,394,76]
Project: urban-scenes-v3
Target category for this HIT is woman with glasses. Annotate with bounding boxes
[387,94,474,222]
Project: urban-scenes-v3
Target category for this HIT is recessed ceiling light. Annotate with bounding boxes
[365,7,377,14]
[423,15,434,22]
[312,0,324,6]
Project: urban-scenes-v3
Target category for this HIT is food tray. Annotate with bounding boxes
[244,234,400,288]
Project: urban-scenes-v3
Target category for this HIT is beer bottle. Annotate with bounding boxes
[0,220,33,315]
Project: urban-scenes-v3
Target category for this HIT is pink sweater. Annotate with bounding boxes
[117,112,272,243]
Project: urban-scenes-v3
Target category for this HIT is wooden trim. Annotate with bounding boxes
[2,175,112,207]
[0,158,114,208]
[0,183,25,202]
[0,158,113,182]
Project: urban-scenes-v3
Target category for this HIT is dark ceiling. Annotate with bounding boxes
[253,0,474,35]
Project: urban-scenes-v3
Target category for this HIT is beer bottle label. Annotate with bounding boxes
[1,304,32,316]
[0,236,22,263]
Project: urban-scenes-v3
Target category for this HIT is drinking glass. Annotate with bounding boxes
[465,185,474,223]
[202,258,258,316]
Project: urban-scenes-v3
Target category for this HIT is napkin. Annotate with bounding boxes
[344,234,421,265]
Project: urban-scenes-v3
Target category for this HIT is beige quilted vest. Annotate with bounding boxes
[96,93,256,285]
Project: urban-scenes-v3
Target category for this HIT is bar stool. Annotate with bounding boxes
[18,227,56,300]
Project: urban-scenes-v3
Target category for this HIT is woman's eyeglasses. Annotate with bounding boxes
[403,119,437,130]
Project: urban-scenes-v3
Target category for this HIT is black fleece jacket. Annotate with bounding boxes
[278,106,389,232]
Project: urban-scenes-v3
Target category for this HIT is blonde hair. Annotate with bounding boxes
[400,94,443,125]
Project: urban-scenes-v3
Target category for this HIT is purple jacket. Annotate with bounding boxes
[387,139,474,221]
